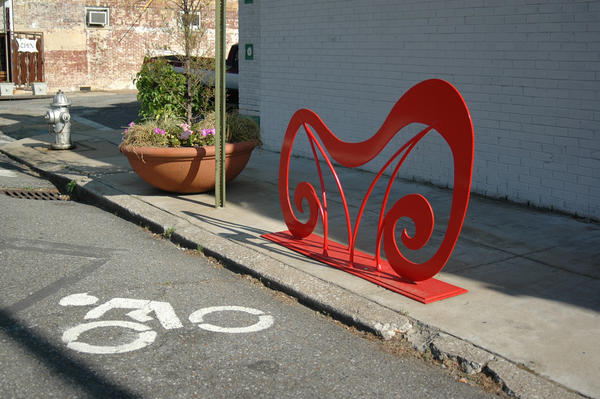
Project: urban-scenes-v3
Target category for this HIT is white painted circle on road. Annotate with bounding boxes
[62,321,156,354]
[189,306,274,334]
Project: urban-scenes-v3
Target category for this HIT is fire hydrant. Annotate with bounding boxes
[45,90,74,150]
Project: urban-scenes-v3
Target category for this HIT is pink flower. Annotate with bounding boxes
[201,128,216,137]
[153,128,166,135]
[124,121,135,135]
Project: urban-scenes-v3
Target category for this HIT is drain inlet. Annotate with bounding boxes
[1,188,70,201]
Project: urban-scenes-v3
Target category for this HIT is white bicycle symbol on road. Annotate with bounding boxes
[59,293,274,354]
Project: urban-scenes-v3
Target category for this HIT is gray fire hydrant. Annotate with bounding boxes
[45,90,74,150]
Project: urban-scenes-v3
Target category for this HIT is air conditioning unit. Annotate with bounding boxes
[87,10,108,26]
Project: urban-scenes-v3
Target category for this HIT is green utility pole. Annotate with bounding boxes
[214,0,226,207]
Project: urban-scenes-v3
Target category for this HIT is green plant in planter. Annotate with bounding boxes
[135,58,214,122]
[119,112,261,149]
[131,0,218,126]
[121,0,257,197]
[119,113,261,194]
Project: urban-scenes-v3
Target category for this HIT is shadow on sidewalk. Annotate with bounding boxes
[0,113,49,140]
[182,210,330,268]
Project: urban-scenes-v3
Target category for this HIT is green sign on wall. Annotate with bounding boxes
[245,44,254,60]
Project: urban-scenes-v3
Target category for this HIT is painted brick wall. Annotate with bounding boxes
[239,0,600,219]
[12,0,238,91]
[238,0,260,116]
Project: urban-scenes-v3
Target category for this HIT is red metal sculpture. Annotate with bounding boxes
[262,79,474,303]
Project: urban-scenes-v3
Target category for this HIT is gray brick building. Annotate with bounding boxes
[238,0,600,220]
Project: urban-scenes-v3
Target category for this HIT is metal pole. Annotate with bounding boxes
[214,0,226,207]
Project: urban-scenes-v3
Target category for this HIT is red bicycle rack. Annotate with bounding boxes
[262,79,474,303]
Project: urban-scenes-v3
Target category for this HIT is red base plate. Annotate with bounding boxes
[262,231,467,304]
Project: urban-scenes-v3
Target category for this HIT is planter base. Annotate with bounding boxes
[120,142,256,193]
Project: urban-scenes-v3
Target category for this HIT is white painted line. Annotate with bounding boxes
[189,306,274,334]
[62,321,156,354]
[71,115,115,131]
[59,293,99,307]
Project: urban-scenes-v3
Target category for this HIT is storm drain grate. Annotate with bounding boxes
[1,188,70,201]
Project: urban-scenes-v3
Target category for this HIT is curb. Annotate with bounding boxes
[0,94,54,101]
[406,325,587,399]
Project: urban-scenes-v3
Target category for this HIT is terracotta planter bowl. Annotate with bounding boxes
[120,141,256,193]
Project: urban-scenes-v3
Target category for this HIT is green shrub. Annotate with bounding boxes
[135,58,214,121]
[226,112,262,146]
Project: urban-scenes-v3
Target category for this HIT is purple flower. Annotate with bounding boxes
[179,123,193,140]
[201,128,216,137]
[153,127,166,135]
[180,129,193,140]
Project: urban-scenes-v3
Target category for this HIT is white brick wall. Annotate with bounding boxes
[238,0,261,116]
[239,0,600,220]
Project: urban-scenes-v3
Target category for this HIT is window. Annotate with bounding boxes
[85,7,110,27]
[180,11,201,30]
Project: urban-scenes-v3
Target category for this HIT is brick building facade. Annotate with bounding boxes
[238,0,600,220]
[2,0,238,91]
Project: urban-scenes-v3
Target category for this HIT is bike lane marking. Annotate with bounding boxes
[84,298,184,330]
[189,305,274,334]
[59,294,275,354]
[59,293,99,307]
[62,321,157,354]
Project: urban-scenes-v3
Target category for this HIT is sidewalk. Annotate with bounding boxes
[0,117,598,399]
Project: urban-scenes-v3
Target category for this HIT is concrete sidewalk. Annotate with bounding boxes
[0,118,598,398]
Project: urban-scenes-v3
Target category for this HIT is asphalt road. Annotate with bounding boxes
[0,152,496,398]
[69,92,140,130]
